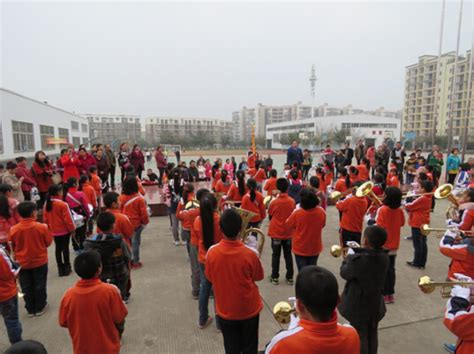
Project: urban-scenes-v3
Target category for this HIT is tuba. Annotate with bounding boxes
[418,275,474,298]
[233,207,265,256]
[432,184,460,219]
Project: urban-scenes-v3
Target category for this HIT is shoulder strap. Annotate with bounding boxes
[67,193,81,205]
[124,195,142,208]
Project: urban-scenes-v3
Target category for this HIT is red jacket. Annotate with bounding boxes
[268,193,296,239]
[193,213,223,264]
[241,192,266,223]
[0,248,18,302]
[9,218,52,269]
[61,154,81,182]
[16,164,36,192]
[43,198,76,236]
[130,150,145,172]
[375,206,405,251]
[405,195,432,228]
[119,193,149,229]
[286,207,326,256]
[155,151,167,168]
[336,195,368,233]
[227,182,248,203]
[444,293,474,354]
[439,234,474,279]
[78,154,96,175]
[31,161,53,193]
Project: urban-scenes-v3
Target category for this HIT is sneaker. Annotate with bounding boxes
[123,296,130,304]
[443,343,456,353]
[174,241,180,246]
[198,316,213,329]
[35,303,49,316]
[27,312,35,318]
[389,295,395,303]
[404,236,412,240]
[270,277,279,285]
[406,261,424,270]
[383,295,391,304]
[286,278,294,286]
[131,262,142,270]
[192,293,199,300]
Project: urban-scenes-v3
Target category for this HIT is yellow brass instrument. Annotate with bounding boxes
[355,181,383,207]
[233,207,265,255]
[330,242,360,258]
[329,189,353,202]
[273,301,296,324]
[402,192,434,199]
[263,190,281,209]
[419,224,474,238]
[432,183,460,220]
[418,276,474,298]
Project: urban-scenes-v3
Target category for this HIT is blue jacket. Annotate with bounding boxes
[287,147,303,165]
[446,155,460,172]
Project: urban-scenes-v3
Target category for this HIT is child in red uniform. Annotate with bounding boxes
[88,166,102,199]
[349,166,360,185]
[176,183,196,250]
[268,178,296,285]
[265,266,359,354]
[215,169,231,194]
[386,168,400,188]
[241,178,266,229]
[178,188,210,299]
[0,246,22,344]
[309,176,327,210]
[63,177,90,253]
[102,192,134,247]
[375,187,405,303]
[78,175,97,237]
[205,209,264,353]
[315,167,327,194]
[0,193,18,248]
[357,158,370,181]
[286,188,326,271]
[263,169,278,196]
[193,194,222,329]
[336,184,368,247]
[9,201,52,317]
[253,160,267,191]
[334,168,351,193]
[405,180,433,269]
[59,250,128,354]
[119,177,150,269]
[227,170,248,207]
[43,184,76,276]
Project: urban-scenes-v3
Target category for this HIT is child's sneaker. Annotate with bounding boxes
[198,316,213,329]
[270,277,279,285]
[389,295,395,303]
[286,278,294,286]
[383,295,391,304]
[174,240,180,246]
[35,303,49,316]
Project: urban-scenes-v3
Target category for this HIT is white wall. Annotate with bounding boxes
[0,89,89,161]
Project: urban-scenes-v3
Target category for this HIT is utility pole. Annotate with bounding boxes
[431,0,446,147]
[309,65,317,117]
[446,0,464,160]
[461,48,473,162]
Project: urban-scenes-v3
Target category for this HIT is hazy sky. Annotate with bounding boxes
[1,1,472,120]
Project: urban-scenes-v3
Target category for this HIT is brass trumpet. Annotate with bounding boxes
[273,301,296,324]
[355,181,383,207]
[330,242,360,258]
[232,207,265,255]
[418,275,474,298]
[419,224,474,237]
[329,189,353,202]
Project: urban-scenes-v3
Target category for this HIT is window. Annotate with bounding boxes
[0,122,3,154]
[72,137,81,147]
[82,137,89,145]
[40,125,55,150]
[12,121,35,152]
[71,121,79,131]
[81,123,88,133]
[58,128,69,147]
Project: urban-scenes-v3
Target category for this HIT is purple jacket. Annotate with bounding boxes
[130,150,145,171]
[78,154,97,175]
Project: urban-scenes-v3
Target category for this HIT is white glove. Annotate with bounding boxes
[288,313,300,330]
[453,273,473,282]
[347,248,355,255]
[451,285,471,300]
[444,229,457,238]
[245,235,258,250]
[347,241,360,248]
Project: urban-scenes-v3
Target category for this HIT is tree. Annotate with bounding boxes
[332,127,350,146]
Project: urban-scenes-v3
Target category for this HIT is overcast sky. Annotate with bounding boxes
[1,1,472,120]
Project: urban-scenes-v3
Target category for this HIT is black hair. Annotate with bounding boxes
[373,173,384,184]
[0,195,11,219]
[219,209,242,239]
[338,168,351,188]
[309,176,320,190]
[220,169,229,183]
[6,161,17,170]
[349,166,358,176]
[246,178,258,202]
[17,201,37,218]
[316,167,325,182]
[5,340,48,354]
[196,188,210,202]
[290,169,299,181]
[300,188,319,210]
[74,250,102,279]
[361,157,370,170]
[97,212,115,232]
[364,225,387,249]
[201,194,217,251]
[418,172,428,181]
[295,266,338,322]
[269,169,277,178]
[15,156,26,163]
[88,166,98,174]
[276,178,289,193]
[45,184,62,212]
[122,177,139,195]
[236,170,246,197]
[103,192,120,209]
[34,151,50,169]
[420,180,434,193]
[78,174,89,191]
[63,177,78,201]
[460,163,471,172]
[467,188,474,203]
[171,168,183,196]
[383,187,402,209]
[0,184,12,195]
[183,183,194,202]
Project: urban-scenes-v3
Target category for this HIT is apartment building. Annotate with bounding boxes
[403,50,473,139]
[145,117,233,143]
[83,114,142,145]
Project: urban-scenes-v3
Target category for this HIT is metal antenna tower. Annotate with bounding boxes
[309,64,317,117]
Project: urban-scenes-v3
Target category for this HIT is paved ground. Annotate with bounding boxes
[0,196,458,354]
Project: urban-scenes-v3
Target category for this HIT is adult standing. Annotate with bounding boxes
[391,142,406,184]
[94,149,110,193]
[15,157,36,201]
[231,157,237,180]
[117,143,130,184]
[60,147,81,182]
[355,140,365,165]
[77,148,96,176]
[446,148,460,185]
[365,144,376,177]
[31,151,54,208]
[287,141,303,166]
[2,162,24,202]
[301,150,312,181]
[264,155,273,177]
[105,144,117,190]
[155,146,167,187]
[381,143,390,172]
[427,145,444,183]
[343,142,354,167]
[130,144,145,179]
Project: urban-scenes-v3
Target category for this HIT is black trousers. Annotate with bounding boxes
[411,227,427,267]
[352,317,380,354]
[294,254,319,272]
[19,264,48,314]
[341,229,362,247]
[448,173,456,185]
[37,192,47,209]
[23,191,31,201]
[270,238,293,280]
[158,167,166,186]
[72,225,86,251]
[109,165,116,188]
[54,234,71,267]
[218,314,259,354]
[383,254,396,296]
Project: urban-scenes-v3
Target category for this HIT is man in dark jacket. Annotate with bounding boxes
[287,141,303,166]
[338,225,389,354]
[84,212,131,302]
[105,144,117,190]
[343,142,354,166]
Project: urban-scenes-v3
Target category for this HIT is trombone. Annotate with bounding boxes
[419,224,474,238]
[232,207,265,255]
[401,183,455,201]
[418,275,474,298]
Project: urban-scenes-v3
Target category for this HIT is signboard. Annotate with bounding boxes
[403,131,416,142]
[46,138,68,145]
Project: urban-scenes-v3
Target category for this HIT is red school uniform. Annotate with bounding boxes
[43,198,76,236]
[205,238,264,320]
[336,195,368,233]
[439,233,474,279]
[178,207,201,246]
[254,168,267,183]
[286,207,326,256]
[268,193,296,239]
[334,178,349,193]
[264,177,278,196]
[356,164,369,181]
[0,247,18,302]
[375,206,405,251]
[444,293,474,354]
[215,179,231,194]
[227,182,248,203]
[241,192,266,223]
[386,174,400,188]
[90,173,102,197]
[193,213,223,264]
[119,193,150,230]
[59,278,128,354]
[404,195,432,228]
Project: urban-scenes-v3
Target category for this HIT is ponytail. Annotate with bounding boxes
[247,178,257,202]
[236,170,246,197]
[0,195,10,219]
[78,175,88,191]
[46,184,62,212]
[221,169,228,183]
[201,194,217,251]
[63,177,77,201]
[339,168,351,188]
